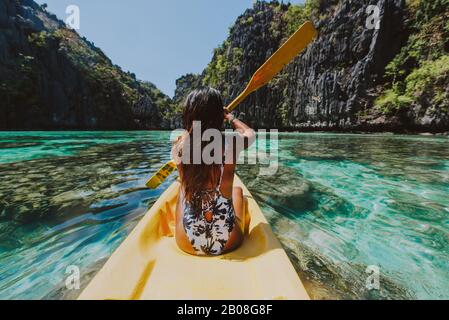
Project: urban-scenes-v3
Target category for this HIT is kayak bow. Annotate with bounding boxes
[79,176,309,300]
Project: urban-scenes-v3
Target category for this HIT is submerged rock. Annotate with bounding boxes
[238,165,316,213]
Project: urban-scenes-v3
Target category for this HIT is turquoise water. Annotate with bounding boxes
[0,131,448,299]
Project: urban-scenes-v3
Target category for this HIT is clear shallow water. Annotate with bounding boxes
[0,131,448,299]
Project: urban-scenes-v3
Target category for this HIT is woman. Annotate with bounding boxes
[173,87,255,256]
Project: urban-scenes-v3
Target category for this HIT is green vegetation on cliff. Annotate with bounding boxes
[0,0,171,129]
[201,1,308,100]
[2,0,448,131]
[175,0,448,131]
[376,0,449,115]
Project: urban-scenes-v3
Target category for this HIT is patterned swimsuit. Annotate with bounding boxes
[182,166,236,256]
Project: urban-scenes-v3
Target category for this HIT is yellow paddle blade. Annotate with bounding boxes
[145,160,177,189]
[248,21,317,92]
[227,21,317,111]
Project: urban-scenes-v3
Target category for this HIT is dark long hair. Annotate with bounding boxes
[177,87,224,202]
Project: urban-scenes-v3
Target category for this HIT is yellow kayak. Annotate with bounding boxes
[78,176,309,300]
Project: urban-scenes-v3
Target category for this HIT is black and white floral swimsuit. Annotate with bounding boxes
[182,166,236,256]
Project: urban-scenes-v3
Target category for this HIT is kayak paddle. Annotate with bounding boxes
[146,21,317,189]
[146,159,178,189]
[226,21,317,111]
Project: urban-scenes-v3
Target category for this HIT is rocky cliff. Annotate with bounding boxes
[1,0,448,131]
[174,0,449,132]
[0,0,171,130]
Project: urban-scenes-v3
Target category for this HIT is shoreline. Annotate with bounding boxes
[0,128,448,136]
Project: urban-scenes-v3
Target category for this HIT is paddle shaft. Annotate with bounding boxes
[226,90,249,112]
[225,21,317,112]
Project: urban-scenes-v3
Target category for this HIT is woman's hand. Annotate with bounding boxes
[223,109,235,123]
[223,108,255,150]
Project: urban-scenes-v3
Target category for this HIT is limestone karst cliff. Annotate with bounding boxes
[0,0,170,129]
[174,0,449,132]
[1,0,448,131]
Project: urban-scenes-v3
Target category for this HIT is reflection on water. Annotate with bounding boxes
[0,132,448,299]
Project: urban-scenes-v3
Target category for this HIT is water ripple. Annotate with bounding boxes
[0,132,448,299]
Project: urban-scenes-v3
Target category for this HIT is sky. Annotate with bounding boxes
[35,0,304,96]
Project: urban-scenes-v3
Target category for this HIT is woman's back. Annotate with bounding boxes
[173,87,254,256]
[176,162,241,255]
